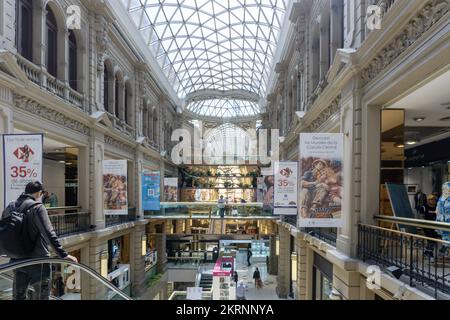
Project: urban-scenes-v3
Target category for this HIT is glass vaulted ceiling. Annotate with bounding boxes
[121,0,287,118]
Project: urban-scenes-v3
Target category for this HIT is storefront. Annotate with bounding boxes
[312,253,333,300]
[107,235,131,297]
[379,70,450,221]
[50,249,82,299]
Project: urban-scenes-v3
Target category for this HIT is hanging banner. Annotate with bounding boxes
[274,162,298,215]
[142,171,160,211]
[103,160,128,215]
[3,134,43,205]
[298,133,343,228]
[163,177,178,202]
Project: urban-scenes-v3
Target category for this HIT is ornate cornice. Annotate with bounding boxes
[14,95,90,135]
[304,95,341,133]
[104,135,135,154]
[361,0,449,85]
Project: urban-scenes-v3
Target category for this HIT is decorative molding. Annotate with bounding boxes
[305,95,341,133]
[104,135,135,154]
[0,86,12,104]
[14,95,90,135]
[361,0,449,85]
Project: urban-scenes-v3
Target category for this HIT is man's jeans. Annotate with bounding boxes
[12,263,51,300]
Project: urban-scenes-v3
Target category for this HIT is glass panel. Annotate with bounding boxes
[0,260,130,300]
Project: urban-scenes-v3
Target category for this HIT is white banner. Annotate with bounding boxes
[298,133,344,228]
[274,162,298,215]
[103,160,128,215]
[3,134,43,205]
[163,177,178,202]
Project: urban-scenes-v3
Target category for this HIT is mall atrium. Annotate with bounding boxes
[0,0,449,302]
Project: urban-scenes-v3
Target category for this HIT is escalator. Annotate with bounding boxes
[0,258,132,300]
[199,273,213,291]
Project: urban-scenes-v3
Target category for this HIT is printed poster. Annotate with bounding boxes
[163,177,178,202]
[142,171,160,211]
[274,162,298,215]
[3,134,43,205]
[103,160,128,215]
[298,133,343,228]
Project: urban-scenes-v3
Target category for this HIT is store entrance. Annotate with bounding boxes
[380,70,450,224]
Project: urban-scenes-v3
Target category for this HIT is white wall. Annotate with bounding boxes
[43,158,66,206]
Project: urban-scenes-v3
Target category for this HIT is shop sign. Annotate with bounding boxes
[163,177,178,202]
[298,133,344,228]
[2,134,43,205]
[273,162,298,215]
[142,171,160,211]
[103,160,128,215]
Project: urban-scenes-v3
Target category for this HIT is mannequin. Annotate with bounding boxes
[436,182,450,256]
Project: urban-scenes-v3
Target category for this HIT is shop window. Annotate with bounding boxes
[312,253,333,300]
[46,6,58,78]
[68,31,78,91]
[16,0,33,61]
[380,110,405,222]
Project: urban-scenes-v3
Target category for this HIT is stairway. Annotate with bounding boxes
[199,274,213,291]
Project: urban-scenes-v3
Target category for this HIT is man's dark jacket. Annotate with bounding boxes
[2,194,68,259]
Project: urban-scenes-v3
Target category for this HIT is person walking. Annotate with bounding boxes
[247,248,252,266]
[253,267,261,289]
[236,280,247,300]
[217,195,226,218]
[233,271,239,285]
[1,181,78,300]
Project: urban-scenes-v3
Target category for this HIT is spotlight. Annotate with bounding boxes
[394,143,405,148]
[413,117,425,122]
[296,111,306,119]
[405,140,417,145]
[386,266,403,279]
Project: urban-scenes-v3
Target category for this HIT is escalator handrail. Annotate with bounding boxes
[0,258,132,300]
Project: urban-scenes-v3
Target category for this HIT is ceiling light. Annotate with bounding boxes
[440,117,450,121]
[59,161,65,164]
[394,143,405,148]
[413,117,425,122]
[405,140,417,145]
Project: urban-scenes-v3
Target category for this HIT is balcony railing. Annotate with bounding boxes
[283,215,337,246]
[358,216,450,299]
[47,206,92,237]
[16,55,85,110]
[105,208,137,227]
[106,113,136,138]
[145,202,276,219]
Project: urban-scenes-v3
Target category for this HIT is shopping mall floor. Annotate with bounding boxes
[202,251,284,300]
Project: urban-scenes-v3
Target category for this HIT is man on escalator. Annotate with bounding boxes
[1,181,77,300]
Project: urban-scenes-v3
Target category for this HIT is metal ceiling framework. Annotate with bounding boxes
[120,0,287,119]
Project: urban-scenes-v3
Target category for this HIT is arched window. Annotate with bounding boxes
[115,75,120,117]
[152,109,158,143]
[104,63,110,111]
[16,0,33,61]
[46,6,58,77]
[68,31,77,90]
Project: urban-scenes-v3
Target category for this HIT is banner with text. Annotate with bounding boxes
[164,177,178,202]
[274,162,298,215]
[3,134,43,205]
[298,133,343,228]
[142,171,161,211]
[103,160,128,215]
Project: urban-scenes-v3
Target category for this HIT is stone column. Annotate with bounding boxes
[296,234,308,300]
[276,225,291,298]
[332,265,361,300]
[156,233,167,274]
[319,14,330,80]
[0,86,14,210]
[89,130,105,229]
[269,235,278,275]
[88,239,108,299]
[130,222,148,297]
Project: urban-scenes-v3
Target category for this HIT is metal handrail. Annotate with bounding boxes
[360,223,450,245]
[47,206,82,211]
[0,258,132,300]
[374,215,450,232]
[48,211,89,218]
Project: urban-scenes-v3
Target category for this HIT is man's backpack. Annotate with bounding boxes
[0,200,41,258]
